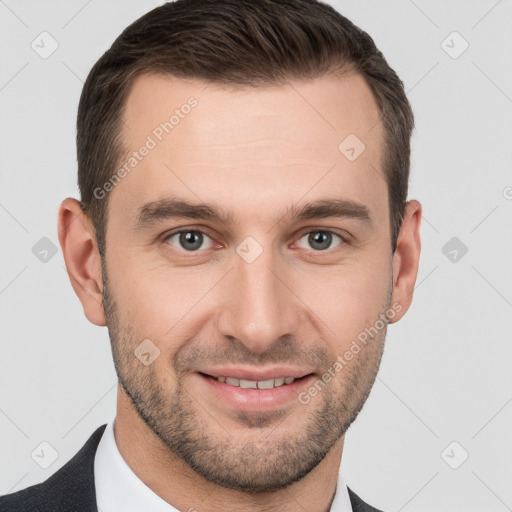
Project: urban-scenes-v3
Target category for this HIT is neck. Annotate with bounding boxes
[114,386,345,512]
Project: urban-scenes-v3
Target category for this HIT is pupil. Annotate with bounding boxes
[309,231,331,250]
[180,231,203,250]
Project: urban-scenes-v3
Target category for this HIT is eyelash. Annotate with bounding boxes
[162,227,350,255]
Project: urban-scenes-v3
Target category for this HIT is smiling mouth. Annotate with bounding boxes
[199,372,312,390]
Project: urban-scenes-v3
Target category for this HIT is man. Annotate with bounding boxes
[0,0,421,510]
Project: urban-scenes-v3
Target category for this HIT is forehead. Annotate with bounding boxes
[111,72,386,227]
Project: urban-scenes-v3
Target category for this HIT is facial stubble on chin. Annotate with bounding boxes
[101,263,390,493]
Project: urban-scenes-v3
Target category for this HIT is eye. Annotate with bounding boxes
[164,229,215,252]
[296,230,345,251]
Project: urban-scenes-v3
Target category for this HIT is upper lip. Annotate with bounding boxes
[199,367,314,381]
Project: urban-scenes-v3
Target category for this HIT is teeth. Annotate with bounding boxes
[215,376,297,388]
[240,379,257,389]
[257,379,275,389]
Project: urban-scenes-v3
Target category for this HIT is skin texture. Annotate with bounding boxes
[58,72,422,512]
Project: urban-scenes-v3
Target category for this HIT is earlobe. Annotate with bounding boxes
[57,198,106,326]
[389,199,422,324]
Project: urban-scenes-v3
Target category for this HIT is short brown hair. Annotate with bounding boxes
[77,0,414,256]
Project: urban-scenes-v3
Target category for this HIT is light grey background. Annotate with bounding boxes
[1,1,511,510]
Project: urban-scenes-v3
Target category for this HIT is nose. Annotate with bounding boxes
[215,243,301,355]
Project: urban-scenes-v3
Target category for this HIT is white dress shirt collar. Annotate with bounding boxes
[94,416,353,512]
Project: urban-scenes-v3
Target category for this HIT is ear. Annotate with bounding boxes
[58,198,106,326]
[389,199,422,324]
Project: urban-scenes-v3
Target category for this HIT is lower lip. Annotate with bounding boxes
[197,373,316,411]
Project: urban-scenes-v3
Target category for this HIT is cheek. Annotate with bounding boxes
[107,255,216,339]
[294,255,391,341]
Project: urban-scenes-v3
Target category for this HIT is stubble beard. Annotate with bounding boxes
[101,267,389,493]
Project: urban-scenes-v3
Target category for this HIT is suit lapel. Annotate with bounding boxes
[347,486,385,512]
[42,423,106,512]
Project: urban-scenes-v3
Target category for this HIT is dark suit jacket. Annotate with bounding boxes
[0,424,384,511]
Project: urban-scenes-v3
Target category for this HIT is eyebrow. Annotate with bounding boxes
[135,197,372,228]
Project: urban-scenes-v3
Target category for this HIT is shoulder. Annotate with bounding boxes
[0,424,107,512]
[348,486,386,512]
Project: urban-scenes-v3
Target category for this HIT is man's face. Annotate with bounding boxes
[102,72,395,491]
